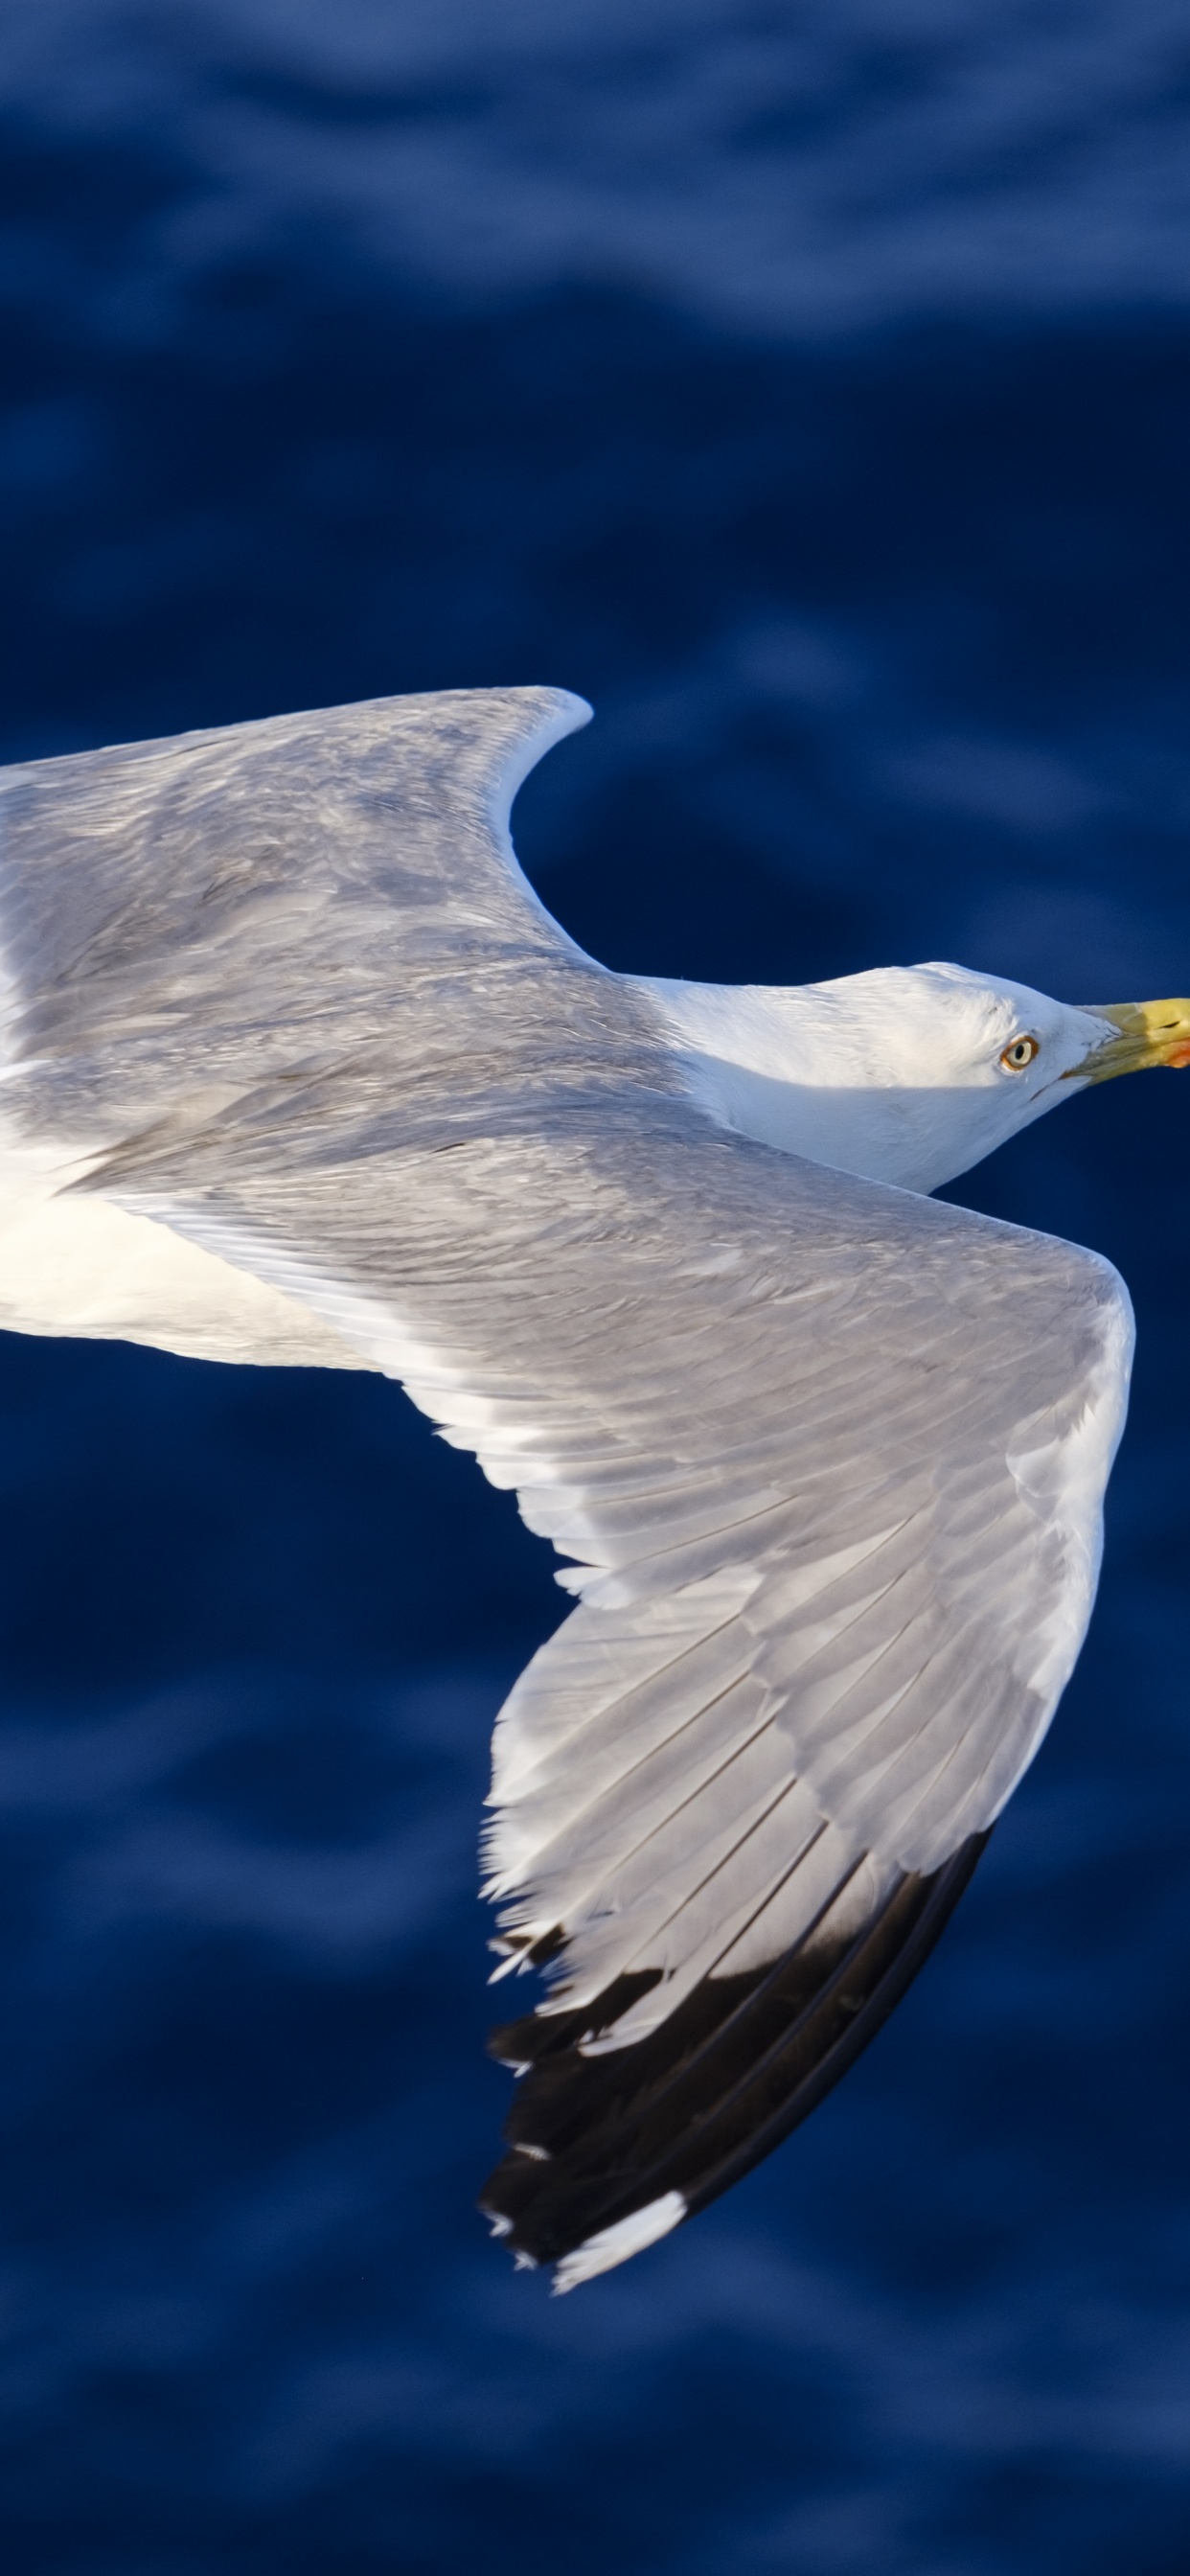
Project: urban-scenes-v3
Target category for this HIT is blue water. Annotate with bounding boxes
[1,7,1190,2568]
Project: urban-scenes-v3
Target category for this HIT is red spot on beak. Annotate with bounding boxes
[1167,1043,1190,1069]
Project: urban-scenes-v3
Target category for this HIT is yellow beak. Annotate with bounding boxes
[1070,998,1190,1084]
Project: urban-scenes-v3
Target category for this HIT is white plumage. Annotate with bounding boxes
[0,683,1182,2289]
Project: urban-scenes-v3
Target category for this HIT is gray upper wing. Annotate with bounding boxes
[137,1095,1129,2284]
[0,684,615,1159]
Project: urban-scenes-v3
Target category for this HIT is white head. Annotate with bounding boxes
[641,961,1190,1194]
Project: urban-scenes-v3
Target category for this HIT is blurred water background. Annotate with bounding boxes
[0,5,1189,2569]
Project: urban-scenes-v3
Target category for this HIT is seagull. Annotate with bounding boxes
[1,684,1186,2292]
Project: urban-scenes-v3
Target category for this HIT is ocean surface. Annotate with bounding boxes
[1,6,1189,2569]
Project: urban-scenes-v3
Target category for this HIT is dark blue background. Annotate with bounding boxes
[1,8,1189,2570]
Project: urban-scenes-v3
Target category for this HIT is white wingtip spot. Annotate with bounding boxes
[551,2192,687,2294]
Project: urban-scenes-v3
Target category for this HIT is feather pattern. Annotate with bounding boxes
[0,687,1135,2279]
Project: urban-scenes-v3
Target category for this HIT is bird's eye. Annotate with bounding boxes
[999,1034,1040,1071]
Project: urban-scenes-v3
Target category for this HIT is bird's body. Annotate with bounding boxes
[0,683,1184,2290]
[0,1135,364,1365]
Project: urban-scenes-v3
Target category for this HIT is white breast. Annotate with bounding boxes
[0,1136,369,1369]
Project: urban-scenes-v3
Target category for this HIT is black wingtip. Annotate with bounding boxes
[479,1830,989,2274]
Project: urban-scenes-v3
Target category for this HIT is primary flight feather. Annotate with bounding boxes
[0,684,1184,2291]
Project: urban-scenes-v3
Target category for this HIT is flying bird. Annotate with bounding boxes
[0,685,1185,2292]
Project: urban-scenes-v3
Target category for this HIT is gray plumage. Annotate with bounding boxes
[0,686,1134,2284]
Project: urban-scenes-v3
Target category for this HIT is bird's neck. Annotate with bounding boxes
[633,976,1017,1197]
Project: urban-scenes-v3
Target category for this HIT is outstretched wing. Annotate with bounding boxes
[0,684,603,1162]
[0,691,1133,2288]
[0,686,612,1359]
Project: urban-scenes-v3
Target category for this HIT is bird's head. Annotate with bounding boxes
[854,964,1190,1185]
[642,961,1190,1194]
